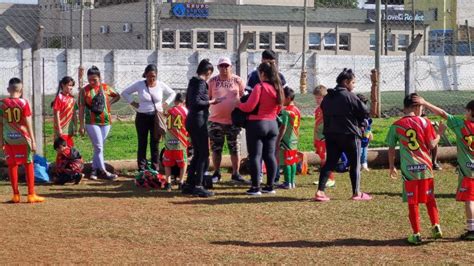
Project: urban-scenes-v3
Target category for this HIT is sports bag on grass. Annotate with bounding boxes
[145,81,167,140]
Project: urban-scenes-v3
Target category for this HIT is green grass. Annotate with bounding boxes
[1,169,473,264]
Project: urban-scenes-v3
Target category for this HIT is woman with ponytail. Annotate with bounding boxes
[51,76,77,147]
[237,62,283,195]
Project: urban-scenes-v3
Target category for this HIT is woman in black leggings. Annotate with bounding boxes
[184,59,222,197]
[237,62,284,195]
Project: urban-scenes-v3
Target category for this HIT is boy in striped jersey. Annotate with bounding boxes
[417,96,474,240]
[162,93,189,191]
[0,78,44,203]
[386,93,443,244]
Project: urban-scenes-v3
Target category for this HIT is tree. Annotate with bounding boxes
[314,0,359,8]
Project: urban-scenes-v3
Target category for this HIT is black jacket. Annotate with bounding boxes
[185,77,210,115]
[321,86,369,138]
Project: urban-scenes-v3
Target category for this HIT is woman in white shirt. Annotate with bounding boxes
[121,64,176,171]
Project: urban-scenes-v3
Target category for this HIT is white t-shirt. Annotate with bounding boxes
[121,80,176,113]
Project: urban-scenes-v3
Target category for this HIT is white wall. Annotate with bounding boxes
[1,48,473,95]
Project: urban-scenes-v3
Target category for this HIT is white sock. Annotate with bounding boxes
[467,219,474,231]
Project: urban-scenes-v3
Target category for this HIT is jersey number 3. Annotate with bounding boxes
[464,135,474,151]
[405,129,420,151]
[5,108,21,123]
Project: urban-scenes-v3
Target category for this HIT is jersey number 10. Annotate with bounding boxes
[5,108,21,123]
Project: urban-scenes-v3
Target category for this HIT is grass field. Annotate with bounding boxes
[1,168,473,264]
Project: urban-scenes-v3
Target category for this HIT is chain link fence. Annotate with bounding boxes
[1,0,473,120]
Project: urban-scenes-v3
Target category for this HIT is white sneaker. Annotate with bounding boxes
[89,170,98,180]
[326,179,336,188]
[104,171,118,181]
[362,163,370,171]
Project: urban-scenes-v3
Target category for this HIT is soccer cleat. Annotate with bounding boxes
[246,187,262,196]
[432,163,442,171]
[326,179,336,188]
[460,231,474,241]
[407,233,422,245]
[291,183,296,189]
[10,194,20,203]
[27,194,45,203]
[431,224,443,239]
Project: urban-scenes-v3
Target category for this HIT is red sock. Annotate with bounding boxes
[25,162,35,195]
[408,204,421,234]
[8,164,19,195]
[426,199,440,225]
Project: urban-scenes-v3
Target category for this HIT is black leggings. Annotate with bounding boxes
[186,113,210,187]
[135,112,159,171]
[318,134,361,194]
[246,120,278,188]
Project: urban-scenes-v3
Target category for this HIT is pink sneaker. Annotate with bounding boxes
[313,194,330,202]
[351,192,372,201]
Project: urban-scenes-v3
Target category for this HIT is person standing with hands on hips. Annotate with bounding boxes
[78,66,121,180]
[121,64,176,172]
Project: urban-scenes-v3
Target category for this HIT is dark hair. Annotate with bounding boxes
[174,92,185,104]
[51,76,75,108]
[142,64,158,78]
[466,100,474,116]
[262,49,277,60]
[8,77,22,87]
[53,137,67,150]
[258,62,284,105]
[87,65,101,77]
[336,68,355,86]
[196,59,214,76]
[356,93,368,104]
[403,93,419,108]
[283,87,295,101]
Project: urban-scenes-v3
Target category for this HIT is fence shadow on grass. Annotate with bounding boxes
[172,196,306,206]
[369,191,456,199]
[211,238,432,248]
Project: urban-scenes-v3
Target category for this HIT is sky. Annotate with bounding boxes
[0,0,38,4]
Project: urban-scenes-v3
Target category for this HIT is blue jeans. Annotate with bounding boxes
[360,146,368,165]
[85,124,111,171]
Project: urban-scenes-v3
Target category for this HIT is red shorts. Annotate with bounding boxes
[280,150,298,166]
[60,134,74,147]
[314,140,326,162]
[403,178,435,204]
[456,177,474,202]
[3,144,31,166]
[162,150,187,168]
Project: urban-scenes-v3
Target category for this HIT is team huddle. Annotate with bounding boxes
[1,60,473,245]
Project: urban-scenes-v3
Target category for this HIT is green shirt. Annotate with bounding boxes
[446,115,474,178]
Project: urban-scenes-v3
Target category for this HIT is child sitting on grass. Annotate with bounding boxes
[53,137,84,185]
[277,87,301,189]
[416,96,474,241]
[386,93,444,245]
[162,93,189,191]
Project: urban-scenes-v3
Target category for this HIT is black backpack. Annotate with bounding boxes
[89,85,106,115]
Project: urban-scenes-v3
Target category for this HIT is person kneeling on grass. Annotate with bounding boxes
[276,87,301,189]
[0,78,44,203]
[53,137,84,185]
[162,93,189,191]
[386,93,444,245]
[416,96,474,241]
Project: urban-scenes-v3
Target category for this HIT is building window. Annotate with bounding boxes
[309,32,321,50]
[162,30,175,49]
[370,34,376,50]
[275,32,287,50]
[339,33,350,51]
[214,31,227,49]
[179,31,192,49]
[259,32,271,49]
[197,31,209,49]
[323,33,336,50]
[398,34,409,51]
[246,32,256,49]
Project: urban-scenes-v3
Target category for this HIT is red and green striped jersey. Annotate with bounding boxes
[279,104,301,151]
[52,93,75,136]
[446,115,474,178]
[386,115,436,181]
[164,106,189,151]
[79,83,118,126]
[0,98,32,146]
[314,106,325,140]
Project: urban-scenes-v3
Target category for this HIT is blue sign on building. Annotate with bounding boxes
[172,3,209,18]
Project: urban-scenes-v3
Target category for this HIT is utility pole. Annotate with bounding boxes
[69,0,73,48]
[79,0,84,89]
[374,0,382,117]
[466,20,472,56]
[411,0,415,41]
[383,0,388,55]
[300,0,308,94]
[145,0,149,49]
[156,0,163,51]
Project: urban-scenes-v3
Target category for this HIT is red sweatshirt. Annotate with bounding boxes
[237,82,280,121]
